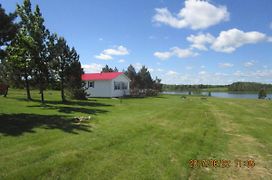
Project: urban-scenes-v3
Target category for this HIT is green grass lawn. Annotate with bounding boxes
[0,89,271,179]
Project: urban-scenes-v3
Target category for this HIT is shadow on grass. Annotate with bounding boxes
[9,97,112,107]
[27,104,109,115]
[0,113,94,136]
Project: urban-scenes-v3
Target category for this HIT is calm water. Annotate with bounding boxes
[162,91,272,99]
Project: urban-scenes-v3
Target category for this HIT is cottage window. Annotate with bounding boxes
[88,81,94,88]
[114,82,121,90]
[122,82,128,90]
[114,82,128,90]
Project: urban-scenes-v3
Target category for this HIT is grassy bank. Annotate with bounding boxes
[0,89,271,179]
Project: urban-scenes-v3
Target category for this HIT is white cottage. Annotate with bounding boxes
[82,72,130,97]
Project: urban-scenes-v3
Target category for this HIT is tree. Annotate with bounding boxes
[125,64,138,89]
[51,36,71,102]
[0,4,17,60]
[113,67,118,72]
[66,47,86,100]
[16,0,51,103]
[6,30,35,100]
[31,5,51,103]
[0,4,18,96]
[153,77,162,92]
[258,88,267,99]
[138,66,153,89]
[101,65,114,72]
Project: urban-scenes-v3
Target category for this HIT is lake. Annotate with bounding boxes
[162,91,272,99]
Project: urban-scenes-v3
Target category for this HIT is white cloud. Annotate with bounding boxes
[103,46,129,56]
[171,47,198,58]
[187,33,215,50]
[118,59,125,63]
[157,68,164,72]
[243,60,255,67]
[233,69,272,78]
[94,53,113,60]
[82,63,104,73]
[153,0,229,30]
[200,65,206,69]
[154,51,173,60]
[198,71,207,75]
[154,47,198,60]
[166,70,178,76]
[211,28,267,53]
[219,63,234,68]
[186,66,193,70]
[95,45,129,60]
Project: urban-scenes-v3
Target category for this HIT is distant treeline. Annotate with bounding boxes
[228,82,272,92]
[163,84,226,92]
[163,82,272,92]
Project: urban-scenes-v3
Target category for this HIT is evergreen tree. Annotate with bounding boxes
[51,36,71,102]
[16,0,51,103]
[66,47,86,99]
[138,66,153,89]
[125,64,138,89]
[0,4,17,60]
[258,88,267,99]
[31,5,51,103]
[6,27,35,100]
[113,67,118,72]
[101,65,114,72]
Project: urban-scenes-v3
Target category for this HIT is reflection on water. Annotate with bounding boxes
[162,91,272,99]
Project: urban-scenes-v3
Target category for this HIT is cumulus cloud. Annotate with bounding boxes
[198,71,207,75]
[118,59,125,63]
[154,47,198,60]
[166,70,178,76]
[82,63,104,73]
[211,28,267,53]
[187,33,215,50]
[219,63,234,68]
[94,53,113,60]
[243,60,255,67]
[233,70,272,78]
[171,47,198,58]
[95,45,129,60]
[103,46,129,56]
[153,0,229,30]
[187,28,271,53]
[153,51,173,60]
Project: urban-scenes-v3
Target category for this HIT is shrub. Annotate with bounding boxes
[258,89,267,99]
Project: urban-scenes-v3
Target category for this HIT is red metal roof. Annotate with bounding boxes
[82,72,124,81]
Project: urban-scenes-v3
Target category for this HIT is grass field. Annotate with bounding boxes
[0,89,272,179]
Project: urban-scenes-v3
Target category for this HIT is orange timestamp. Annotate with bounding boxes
[189,159,255,168]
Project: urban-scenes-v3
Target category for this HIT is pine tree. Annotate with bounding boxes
[101,65,114,72]
[0,4,17,60]
[125,64,138,89]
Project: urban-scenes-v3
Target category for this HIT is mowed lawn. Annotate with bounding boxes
[0,89,271,179]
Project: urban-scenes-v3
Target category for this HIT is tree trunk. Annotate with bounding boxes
[60,74,66,102]
[24,74,32,100]
[3,85,8,97]
[40,88,44,103]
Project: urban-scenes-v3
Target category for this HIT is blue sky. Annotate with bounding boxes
[2,0,272,84]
